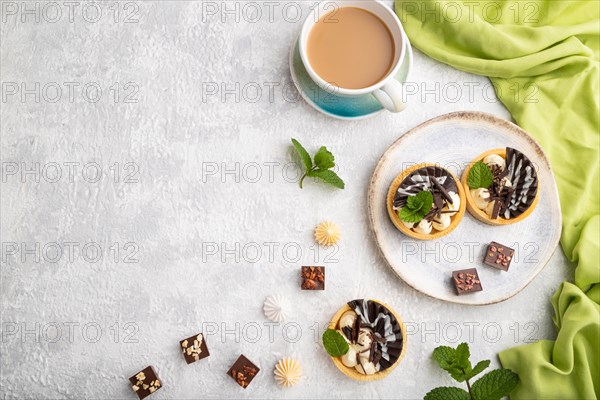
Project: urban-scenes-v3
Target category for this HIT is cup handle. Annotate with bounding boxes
[372,79,406,113]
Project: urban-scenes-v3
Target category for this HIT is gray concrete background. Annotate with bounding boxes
[1,1,571,398]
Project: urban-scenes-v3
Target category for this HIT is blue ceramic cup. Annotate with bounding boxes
[299,0,408,113]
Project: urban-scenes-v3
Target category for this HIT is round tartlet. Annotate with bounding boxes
[461,148,540,226]
[387,163,466,240]
[327,299,407,381]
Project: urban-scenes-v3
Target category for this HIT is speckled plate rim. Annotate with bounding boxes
[288,30,414,121]
[367,111,562,305]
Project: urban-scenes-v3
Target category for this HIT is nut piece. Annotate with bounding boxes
[227,355,260,389]
[452,268,483,295]
[484,241,515,271]
[301,266,325,290]
[129,366,161,400]
[180,332,209,364]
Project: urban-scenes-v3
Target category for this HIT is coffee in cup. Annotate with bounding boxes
[299,0,409,113]
[307,7,395,90]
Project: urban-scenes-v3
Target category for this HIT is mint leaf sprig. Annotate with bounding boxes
[322,329,349,357]
[425,342,519,400]
[291,138,345,189]
[398,190,433,223]
[468,161,493,189]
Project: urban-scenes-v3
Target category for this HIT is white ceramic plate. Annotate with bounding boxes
[368,112,562,305]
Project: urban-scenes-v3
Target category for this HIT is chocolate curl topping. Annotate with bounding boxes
[352,315,360,344]
[368,341,377,363]
[346,299,403,372]
[372,351,382,367]
[492,199,501,219]
[485,148,538,219]
[433,192,444,214]
[429,175,453,204]
[379,358,392,370]
[504,147,538,218]
[393,166,458,209]
[342,326,353,342]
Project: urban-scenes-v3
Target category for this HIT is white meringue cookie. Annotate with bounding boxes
[413,219,433,235]
[341,346,358,368]
[483,154,506,171]
[432,214,451,231]
[443,191,461,212]
[263,295,288,323]
[339,311,357,329]
[470,188,491,210]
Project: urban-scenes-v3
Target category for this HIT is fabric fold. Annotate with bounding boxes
[396,1,599,398]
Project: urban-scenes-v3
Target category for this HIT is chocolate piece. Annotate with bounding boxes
[393,166,458,210]
[452,268,483,295]
[180,332,210,364]
[129,366,162,399]
[300,266,325,290]
[346,299,403,371]
[484,242,514,271]
[227,355,260,389]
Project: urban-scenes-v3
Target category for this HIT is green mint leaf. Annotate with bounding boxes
[464,359,491,381]
[406,194,423,210]
[415,191,433,214]
[291,138,312,171]
[451,343,472,382]
[314,146,335,170]
[449,368,470,382]
[311,169,345,189]
[432,345,457,368]
[468,161,493,189]
[471,368,520,400]
[424,386,470,400]
[398,207,424,223]
[399,191,433,223]
[432,343,472,382]
[455,342,471,370]
[322,329,349,357]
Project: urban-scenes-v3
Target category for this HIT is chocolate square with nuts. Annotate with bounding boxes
[180,332,209,364]
[452,268,483,295]
[129,366,162,399]
[301,266,325,290]
[227,355,260,389]
[484,241,514,271]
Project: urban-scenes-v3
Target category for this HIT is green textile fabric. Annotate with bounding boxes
[395,0,599,398]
